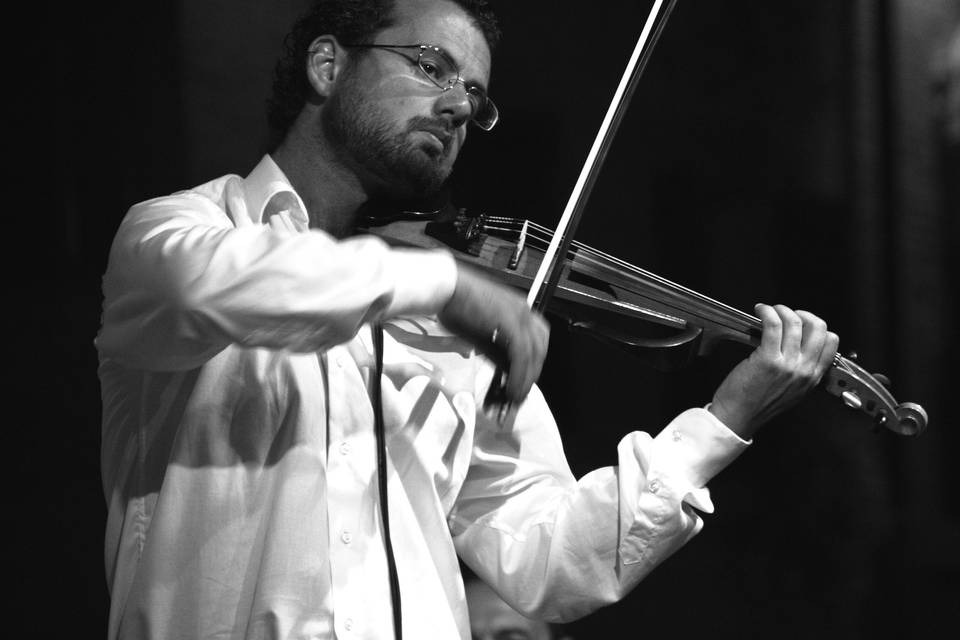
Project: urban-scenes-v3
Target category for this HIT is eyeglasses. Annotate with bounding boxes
[341,43,499,131]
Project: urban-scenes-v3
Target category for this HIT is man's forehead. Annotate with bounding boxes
[378,0,491,82]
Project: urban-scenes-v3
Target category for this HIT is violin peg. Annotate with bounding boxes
[847,350,859,361]
[873,373,891,388]
[841,390,863,410]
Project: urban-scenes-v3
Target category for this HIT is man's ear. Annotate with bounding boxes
[306,35,347,98]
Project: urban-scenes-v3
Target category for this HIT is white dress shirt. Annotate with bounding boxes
[97,155,749,640]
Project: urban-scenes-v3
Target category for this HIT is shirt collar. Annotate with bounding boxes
[243,154,310,227]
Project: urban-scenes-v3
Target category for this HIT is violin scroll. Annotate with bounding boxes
[823,355,928,435]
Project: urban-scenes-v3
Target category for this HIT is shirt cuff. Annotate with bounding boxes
[384,248,458,317]
[651,407,750,492]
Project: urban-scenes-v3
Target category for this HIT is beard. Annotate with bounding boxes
[321,74,455,200]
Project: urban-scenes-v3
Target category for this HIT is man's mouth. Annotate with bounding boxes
[417,127,452,152]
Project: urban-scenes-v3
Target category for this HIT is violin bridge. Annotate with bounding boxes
[508,219,529,270]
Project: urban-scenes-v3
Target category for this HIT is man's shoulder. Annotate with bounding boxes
[125,173,245,224]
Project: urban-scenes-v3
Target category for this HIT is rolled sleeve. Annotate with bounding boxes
[650,407,750,506]
[617,408,750,567]
[98,187,461,370]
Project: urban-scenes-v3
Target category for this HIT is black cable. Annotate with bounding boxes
[372,322,403,639]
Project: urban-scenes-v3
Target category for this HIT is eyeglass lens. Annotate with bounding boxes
[417,47,498,130]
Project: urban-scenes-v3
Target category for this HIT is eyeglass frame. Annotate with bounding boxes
[338,43,499,131]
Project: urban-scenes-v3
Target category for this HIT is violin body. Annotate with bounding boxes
[362,207,928,437]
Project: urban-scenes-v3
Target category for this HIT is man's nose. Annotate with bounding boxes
[434,83,473,127]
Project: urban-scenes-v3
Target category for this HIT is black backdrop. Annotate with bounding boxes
[31,0,958,637]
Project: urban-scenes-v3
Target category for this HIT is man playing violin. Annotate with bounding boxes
[96,0,839,638]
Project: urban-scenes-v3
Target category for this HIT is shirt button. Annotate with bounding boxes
[648,479,661,494]
[341,530,353,544]
[672,429,682,442]
[339,442,351,456]
[344,618,354,631]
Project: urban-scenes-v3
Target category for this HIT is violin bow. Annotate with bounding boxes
[528,0,679,311]
[485,0,679,414]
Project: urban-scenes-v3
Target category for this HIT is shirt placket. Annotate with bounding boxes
[324,342,380,638]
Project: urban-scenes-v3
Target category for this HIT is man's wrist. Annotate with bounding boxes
[707,400,757,440]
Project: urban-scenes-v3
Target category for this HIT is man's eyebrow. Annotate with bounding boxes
[443,45,489,93]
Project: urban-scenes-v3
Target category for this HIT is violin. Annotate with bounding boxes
[361,207,927,436]
[366,0,927,436]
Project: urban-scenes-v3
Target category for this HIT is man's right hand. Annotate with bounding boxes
[437,264,550,408]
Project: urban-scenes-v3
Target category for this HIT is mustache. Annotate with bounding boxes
[407,117,454,146]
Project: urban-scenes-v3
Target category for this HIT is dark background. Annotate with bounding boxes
[30,0,958,637]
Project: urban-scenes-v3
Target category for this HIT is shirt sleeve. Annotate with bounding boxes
[96,179,457,371]
[449,376,749,623]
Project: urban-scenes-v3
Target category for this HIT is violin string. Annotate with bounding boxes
[475,224,518,234]
[478,215,844,368]
[527,227,846,367]
[486,217,689,287]
[518,223,759,327]
[486,217,672,283]
[482,216,755,323]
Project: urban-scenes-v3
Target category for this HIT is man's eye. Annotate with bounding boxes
[419,59,444,80]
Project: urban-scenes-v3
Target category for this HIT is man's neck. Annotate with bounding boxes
[271,128,369,239]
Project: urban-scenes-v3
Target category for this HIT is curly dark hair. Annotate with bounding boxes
[266,0,501,141]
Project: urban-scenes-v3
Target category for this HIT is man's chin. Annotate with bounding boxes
[388,154,450,199]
